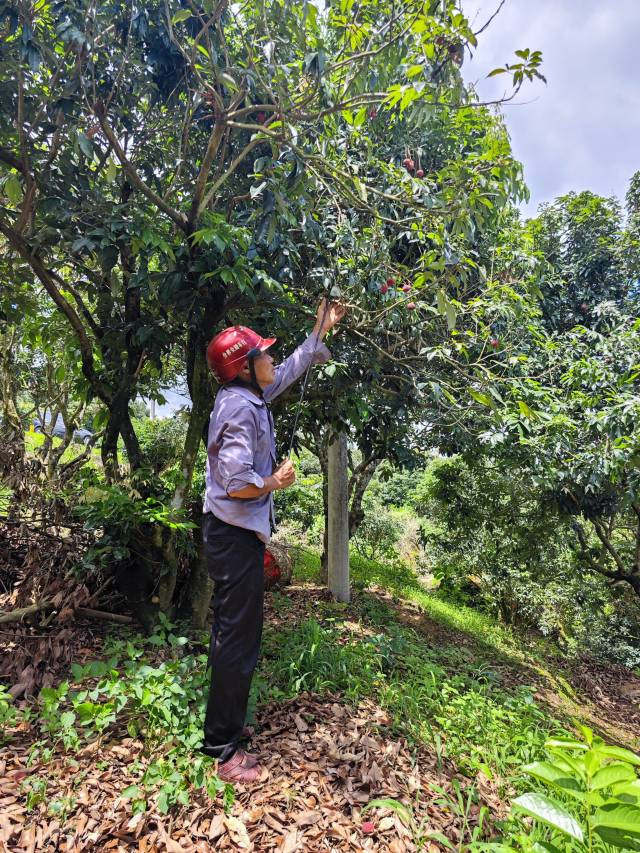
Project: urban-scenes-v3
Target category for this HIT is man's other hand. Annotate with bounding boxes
[270,458,295,490]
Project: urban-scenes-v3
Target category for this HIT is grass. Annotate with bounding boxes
[24,431,102,465]
[291,546,550,669]
[258,591,561,786]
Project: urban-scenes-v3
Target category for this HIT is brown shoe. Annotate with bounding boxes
[217,749,262,783]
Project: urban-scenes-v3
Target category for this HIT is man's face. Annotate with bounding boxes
[239,351,276,388]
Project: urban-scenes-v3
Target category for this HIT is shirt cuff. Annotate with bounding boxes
[304,333,331,364]
[226,470,265,495]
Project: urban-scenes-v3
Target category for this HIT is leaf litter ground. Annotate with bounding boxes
[1,584,638,852]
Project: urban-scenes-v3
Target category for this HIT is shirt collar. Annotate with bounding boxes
[222,385,266,406]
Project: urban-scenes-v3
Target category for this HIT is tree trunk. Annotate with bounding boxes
[172,343,213,510]
[348,457,381,539]
[310,427,330,582]
[327,433,350,603]
[181,503,213,629]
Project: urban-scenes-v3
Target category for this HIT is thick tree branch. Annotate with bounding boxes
[188,120,226,226]
[0,217,111,402]
[94,106,188,231]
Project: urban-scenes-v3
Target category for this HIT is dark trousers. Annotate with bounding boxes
[201,512,265,763]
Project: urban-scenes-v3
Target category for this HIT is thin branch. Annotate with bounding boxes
[474,0,507,37]
[94,107,188,230]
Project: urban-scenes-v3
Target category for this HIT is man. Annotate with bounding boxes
[202,299,346,783]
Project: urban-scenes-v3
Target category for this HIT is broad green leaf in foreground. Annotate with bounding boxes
[591,763,638,791]
[522,761,585,800]
[512,793,584,841]
[593,803,640,835]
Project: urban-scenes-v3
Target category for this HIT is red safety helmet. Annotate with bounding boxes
[206,325,276,383]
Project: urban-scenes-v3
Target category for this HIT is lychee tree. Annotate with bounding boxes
[0,0,543,623]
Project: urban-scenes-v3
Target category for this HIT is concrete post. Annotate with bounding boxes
[327,432,350,603]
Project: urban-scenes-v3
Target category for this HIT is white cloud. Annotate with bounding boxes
[462,0,640,216]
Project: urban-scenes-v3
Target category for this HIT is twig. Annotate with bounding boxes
[0,602,54,624]
[75,607,133,624]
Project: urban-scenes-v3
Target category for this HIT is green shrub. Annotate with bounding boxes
[28,619,232,814]
[352,494,403,561]
[490,726,640,851]
[133,416,188,475]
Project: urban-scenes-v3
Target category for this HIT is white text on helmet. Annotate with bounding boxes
[222,342,244,359]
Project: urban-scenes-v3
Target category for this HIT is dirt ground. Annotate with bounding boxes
[0,585,638,852]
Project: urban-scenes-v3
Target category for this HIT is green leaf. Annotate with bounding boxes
[105,159,118,182]
[512,793,584,842]
[4,173,22,204]
[545,738,589,752]
[517,400,535,419]
[522,761,585,800]
[60,711,76,728]
[171,8,191,23]
[122,785,142,799]
[613,780,640,803]
[424,831,454,848]
[487,67,507,78]
[593,803,640,835]
[77,132,94,158]
[597,745,640,767]
[592,764,637,791]
[445,302,456,331]
[469,389,492,407]
[363,798,412,827]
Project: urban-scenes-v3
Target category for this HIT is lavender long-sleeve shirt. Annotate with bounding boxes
[203,333,331,542]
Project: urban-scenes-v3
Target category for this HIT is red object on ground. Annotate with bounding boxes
[264,549,282,588]
[206,326,276,383]
[361,821,376,834]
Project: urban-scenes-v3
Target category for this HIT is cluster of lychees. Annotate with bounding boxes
[380,276,417,309]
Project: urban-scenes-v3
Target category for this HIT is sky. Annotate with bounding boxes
[462,0,640,217]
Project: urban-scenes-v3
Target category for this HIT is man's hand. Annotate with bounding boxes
[268,458,295,491]
[228,459,295,499]
[313,299,346,339]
